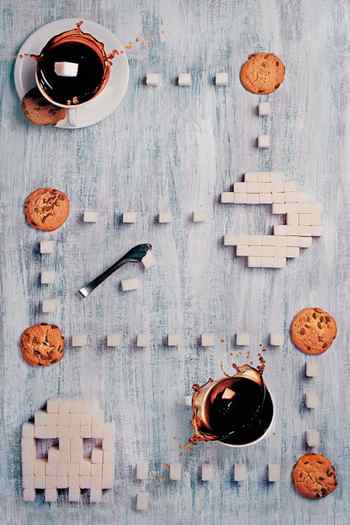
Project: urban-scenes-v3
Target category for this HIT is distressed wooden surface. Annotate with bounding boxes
[0,0,349,523]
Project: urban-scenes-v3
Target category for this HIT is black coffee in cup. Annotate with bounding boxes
[210,378,273,446]
[36,25,110,107]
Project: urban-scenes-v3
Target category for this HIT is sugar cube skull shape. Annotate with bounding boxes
[21,399,114,503]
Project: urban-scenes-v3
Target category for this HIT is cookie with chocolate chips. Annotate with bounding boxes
[292,453,338,499]
[24,187,70,232]
[290,307,337,355]
[20,323,64,367]
[22,88,66,126]
[240,52,285,94]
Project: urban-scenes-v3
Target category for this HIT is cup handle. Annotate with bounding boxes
[67,108,80,128]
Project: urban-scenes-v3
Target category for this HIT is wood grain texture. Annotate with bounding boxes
[0,0,349,523]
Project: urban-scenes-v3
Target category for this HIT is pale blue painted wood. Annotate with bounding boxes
[0,1,349,524]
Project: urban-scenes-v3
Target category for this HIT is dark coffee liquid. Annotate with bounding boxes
[209,378,272,445]
[37,42,105,105]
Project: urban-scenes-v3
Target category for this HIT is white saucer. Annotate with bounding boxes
[14,18,129,129]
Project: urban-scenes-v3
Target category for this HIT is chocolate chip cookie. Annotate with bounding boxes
[22,88,66,126]
[20,323,64,366]
[24,187,70,232]
[290,307,337,355]
[292,453,337,499]
[240,52,285,94]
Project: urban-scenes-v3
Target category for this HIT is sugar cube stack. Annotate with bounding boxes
[21,399,114,503]
[220,172,322,268]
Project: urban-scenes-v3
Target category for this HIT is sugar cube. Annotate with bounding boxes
[34,426,57,439]
[259,193,273,204]
[90,487,102,503]
[200,334,214,347]
[215,72,228,86]
[22,475,34,488]
[91,448,103,464]
[136,334,149,348]
[305,391,319,409]
[141,251,156,269]
[79,476,91,489]
[69,487,81,502]
[83,211,98,223]
[22,423,35,438]
[46,462,57,477]
[146,73,161,86]
[34,475,45,489]
[169,463,182,480]
[306,429,320,448]
[122,211,137,224]
[136,463,148,480]
[71,335,87,347]
[236,333,250,346]
[246,194,260,204]
[68,464,79,477]
[233,182,246,193]
[58,400,71,414]
[79,460,92,476]
[45,488,57,502]
[41,271,55,284]
[34,410,55,426]
[222,388,235,400]
[258,135,271,149]
[258,102,271,116]
[305,360,319,378]
[287,212,299,225]
[103,451,113,464]
[121,278,141,292]
[167,334,181,347]
[136,493,149,511]
[106,334,121,347]
[48,447,60,464]
[54,61,78,77]
[41,299,57,313]
[234,464,247,481]
[22,462,34,478]
[178,73,192,86]
[269,333,284,347]
[248,257,261,268]
[91,462,103,477]
[23,488,36,502]
[45,476,57,489]
[192,211,208,222]
[221,192,235,203]
[268,463,280,482]
[56,475,68,488]
[40,241,55,254]
[201,463,215,481]
[158,212,172,223]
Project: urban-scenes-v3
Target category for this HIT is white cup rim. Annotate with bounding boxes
[35,69,101,109]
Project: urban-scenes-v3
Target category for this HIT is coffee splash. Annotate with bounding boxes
[189,348,269,446]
